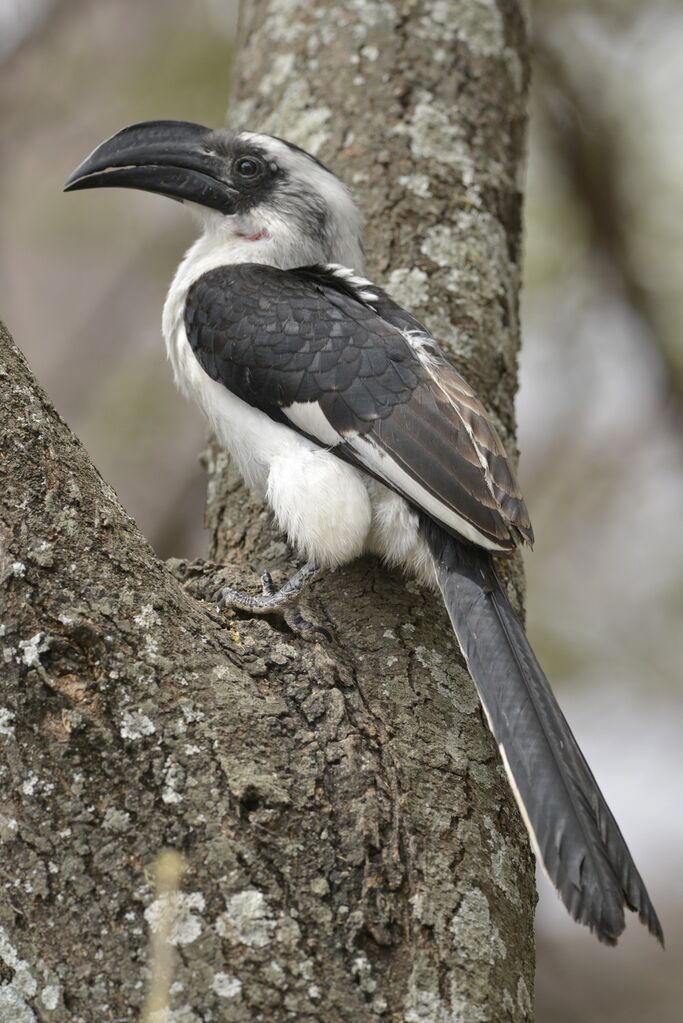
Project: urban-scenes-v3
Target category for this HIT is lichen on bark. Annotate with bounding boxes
[0,1,535,1020]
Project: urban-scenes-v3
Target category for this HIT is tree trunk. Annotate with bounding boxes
[0,2,535,1021]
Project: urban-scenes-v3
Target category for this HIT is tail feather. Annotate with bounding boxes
[424,522,663,946]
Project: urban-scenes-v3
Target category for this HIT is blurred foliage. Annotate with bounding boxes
[0,0,235,558]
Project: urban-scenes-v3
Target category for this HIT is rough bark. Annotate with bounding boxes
[0,2,534,1021]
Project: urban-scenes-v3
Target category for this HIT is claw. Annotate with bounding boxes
[284,607,332,643]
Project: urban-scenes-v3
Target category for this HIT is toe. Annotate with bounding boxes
[260,571,275,596]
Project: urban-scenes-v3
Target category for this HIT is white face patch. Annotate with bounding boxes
[238,132,365,273]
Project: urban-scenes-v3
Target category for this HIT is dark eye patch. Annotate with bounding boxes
[201,132,282,214]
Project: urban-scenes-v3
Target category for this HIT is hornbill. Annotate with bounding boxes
[65,119,663,946]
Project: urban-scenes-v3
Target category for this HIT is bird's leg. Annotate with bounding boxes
[216,562,330,640]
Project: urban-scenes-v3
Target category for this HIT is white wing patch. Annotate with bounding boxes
[283,401,344,447]
[349,435,509,552]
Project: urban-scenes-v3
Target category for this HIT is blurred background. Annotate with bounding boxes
[1,0,681,1018]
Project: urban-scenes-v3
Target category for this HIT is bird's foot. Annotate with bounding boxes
[216,562,329,641]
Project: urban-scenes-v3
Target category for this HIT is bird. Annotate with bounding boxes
[65,119,663,947]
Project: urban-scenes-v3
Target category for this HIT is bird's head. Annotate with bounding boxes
[65,120,364,271]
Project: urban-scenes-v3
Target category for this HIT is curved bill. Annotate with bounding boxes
[64,120,237,214]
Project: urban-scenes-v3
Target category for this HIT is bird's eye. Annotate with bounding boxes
[234,156,263,180]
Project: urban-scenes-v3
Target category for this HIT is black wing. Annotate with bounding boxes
[184,262,532,552]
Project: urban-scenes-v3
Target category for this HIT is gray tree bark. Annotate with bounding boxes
[0,2,535,1021]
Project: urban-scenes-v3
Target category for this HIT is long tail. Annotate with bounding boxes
[423,521,663,946]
